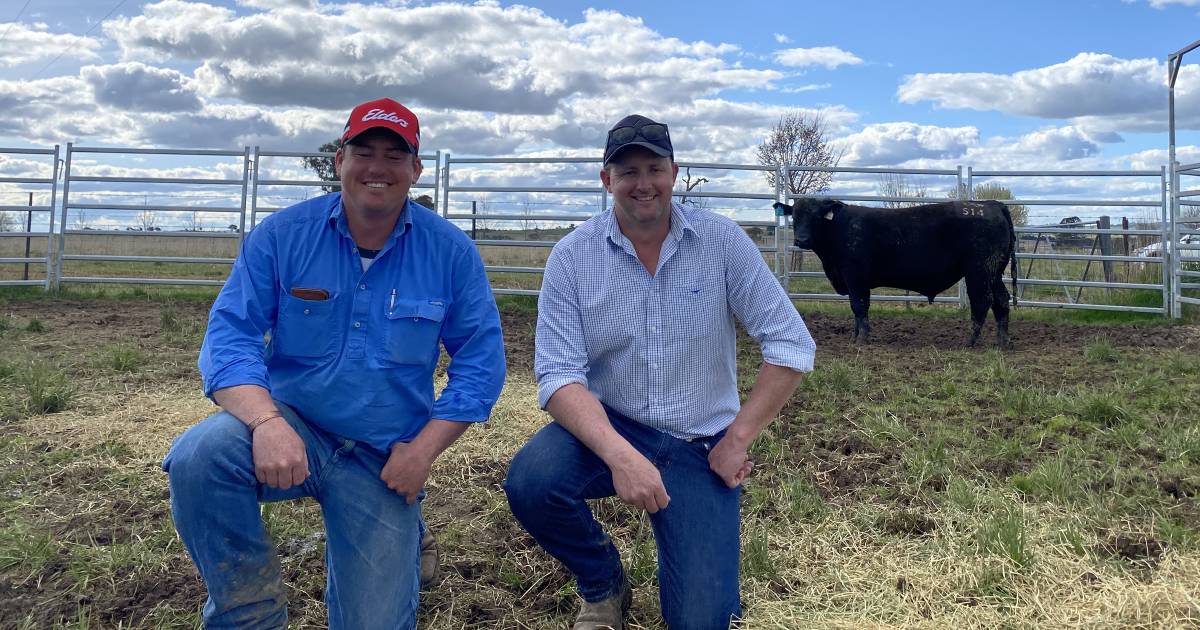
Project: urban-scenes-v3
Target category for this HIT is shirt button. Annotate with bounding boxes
[354,321,362,328]
[359,284,367,290]
[303,308,310,315]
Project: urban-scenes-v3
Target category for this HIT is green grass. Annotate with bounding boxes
[17,361,74,415]
[102,344,148,373]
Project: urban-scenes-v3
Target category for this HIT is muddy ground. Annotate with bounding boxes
[2,297,1199,628]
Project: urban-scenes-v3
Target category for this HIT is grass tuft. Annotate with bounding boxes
[1084,338,1119,363]
[18,361,75,414]
[1075,392,1137,427]
[24,318,45,333]
[104,343,147,373]
[976,505,1033,568]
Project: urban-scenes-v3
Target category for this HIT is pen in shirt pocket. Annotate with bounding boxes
[390,288,396,311]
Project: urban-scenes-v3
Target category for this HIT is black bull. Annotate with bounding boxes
[774,198,1017,347]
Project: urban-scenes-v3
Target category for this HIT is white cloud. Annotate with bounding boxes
[236,0,318,8]
[782,83,831,94]
[0,22,102,67]
[1147,0,1200,7]
[773,33,792,44]
[896,53,1183,130]
[773,46,863,69]
[836,122,979,166]
[105,2,770,115]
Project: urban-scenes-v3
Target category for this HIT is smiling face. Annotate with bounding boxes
[601,146,679,234]
[335,128,422,220]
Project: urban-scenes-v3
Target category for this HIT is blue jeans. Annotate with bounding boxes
[162,403,422,630]
[504,407,742,629]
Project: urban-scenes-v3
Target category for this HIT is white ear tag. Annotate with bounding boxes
[823,211,834,220]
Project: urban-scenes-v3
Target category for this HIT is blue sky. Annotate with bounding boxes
[3,0,1200,227]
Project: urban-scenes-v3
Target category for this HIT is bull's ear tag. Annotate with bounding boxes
[823,211,834,220]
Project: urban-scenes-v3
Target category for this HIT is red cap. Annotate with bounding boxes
[341,98,420,153]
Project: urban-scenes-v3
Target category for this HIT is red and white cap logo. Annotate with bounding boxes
[341,98,420,152]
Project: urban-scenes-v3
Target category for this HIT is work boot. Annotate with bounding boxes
[573,578,632,630]
[419,529,439,588]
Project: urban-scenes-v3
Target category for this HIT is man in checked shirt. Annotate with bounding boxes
[504,114,817,630]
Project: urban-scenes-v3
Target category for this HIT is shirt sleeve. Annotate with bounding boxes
[431,242,507,422]
[724,223,816,372]
[534,243,590,409]
[198,222,280,398]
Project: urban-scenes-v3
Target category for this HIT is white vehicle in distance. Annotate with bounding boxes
[1134,232,1200,258]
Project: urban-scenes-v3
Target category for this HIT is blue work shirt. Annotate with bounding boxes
[199,193,506,452]
[536,202,815,440]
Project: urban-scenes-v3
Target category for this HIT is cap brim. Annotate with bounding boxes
[343,127,415,152]
[604,141,672,165]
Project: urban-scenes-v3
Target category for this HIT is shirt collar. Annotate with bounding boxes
[604,201,697,250]
[327,194,415,242]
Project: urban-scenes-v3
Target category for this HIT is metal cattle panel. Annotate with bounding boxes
[970,167,1168,315]
[1172,161,1200,314]
[58,145,251,287]
[0,146,59,289]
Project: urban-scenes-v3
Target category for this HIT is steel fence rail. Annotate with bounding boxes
[4,143,1197,317]
[0,145,59,289]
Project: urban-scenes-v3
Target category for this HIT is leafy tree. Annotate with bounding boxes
[756,112,842,196]
[302,139,341,193]
[949,182,1028,226]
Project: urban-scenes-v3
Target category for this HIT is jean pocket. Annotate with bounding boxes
[274,294,338,358]
[381,298,447,366]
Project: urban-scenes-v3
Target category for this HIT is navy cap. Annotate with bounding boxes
[603,114,673,166]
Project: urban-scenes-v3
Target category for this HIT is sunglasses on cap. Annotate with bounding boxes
[607,123,670,146]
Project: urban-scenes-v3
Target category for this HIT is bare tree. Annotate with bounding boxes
[756,112,842,196]
[876,173,928,208]
[0,211,15,232]
[137,208,159,231]
[186,210,204,232]
[302,139,341,193]
[949,182,1028,226]
[72,208,90,231]
[676,167,709,209]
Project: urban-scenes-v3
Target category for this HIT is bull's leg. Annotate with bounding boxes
[849,290,871,344]
[991,270,1012,349]
[965,272,991,347]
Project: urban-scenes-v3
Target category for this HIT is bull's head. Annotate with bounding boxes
[774,198,843,250]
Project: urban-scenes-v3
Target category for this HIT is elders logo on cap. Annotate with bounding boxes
[341,98,421,153]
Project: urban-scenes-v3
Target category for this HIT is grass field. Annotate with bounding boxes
[2,289,1200,628]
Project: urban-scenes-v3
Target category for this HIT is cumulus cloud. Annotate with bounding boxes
[105,2,772,115]
[896,53,1178,128]
[0,22,102,67]
[82,63,202,112]
[773,46,863,69]
[236,0,318,8]
[1146,0,1200,7]
[836,122,979,166]
[773,33,792,44]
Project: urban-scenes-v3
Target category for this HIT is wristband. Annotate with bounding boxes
[248,413,284,434]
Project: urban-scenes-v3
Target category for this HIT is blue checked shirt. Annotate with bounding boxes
[199,193,506,453]
[536,202,816,439]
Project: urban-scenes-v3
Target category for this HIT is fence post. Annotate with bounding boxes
[1098,215,1114,286]
[958,166,969,308]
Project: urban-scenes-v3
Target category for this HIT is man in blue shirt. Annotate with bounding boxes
[163,98,506,630]
[504,115,816,629]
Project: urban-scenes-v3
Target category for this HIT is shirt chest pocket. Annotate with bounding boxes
[666,282,723,340]
[274,294,339,358]
[381,299,447,366]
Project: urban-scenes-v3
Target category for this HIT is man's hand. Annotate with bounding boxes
[611,451,671,513]
[381,442,434,504]
[252,418,310,489]
[708,434,753,488]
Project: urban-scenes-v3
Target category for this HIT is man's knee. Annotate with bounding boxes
[163,411,252,490]
[503,424,576,516]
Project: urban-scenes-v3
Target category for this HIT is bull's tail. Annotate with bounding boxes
[999,201,1018,307]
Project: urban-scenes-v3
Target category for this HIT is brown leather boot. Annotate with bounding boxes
[419,529,439,588]
[573,578,632,630]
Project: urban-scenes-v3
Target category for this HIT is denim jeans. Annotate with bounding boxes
[504,407,742,629]
[162,403,422,630]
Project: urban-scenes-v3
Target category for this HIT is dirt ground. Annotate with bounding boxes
[3,297,1199,628]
